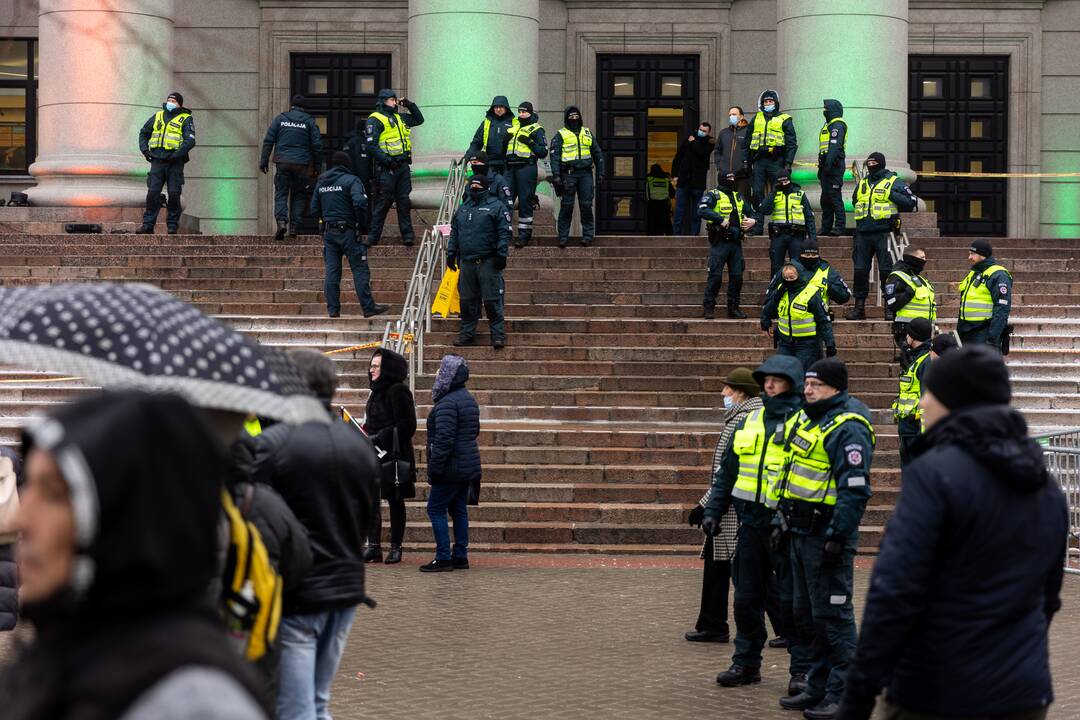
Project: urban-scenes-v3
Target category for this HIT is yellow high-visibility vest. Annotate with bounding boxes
[749,112,792,151]
[959,264,1011,322]
[149,110,191,151]
[507,119,543,160]
[776,283,820,339]
[369,111,411,158]
[818,118,846,156]
[854,176,898,221]
[558,127,593,162]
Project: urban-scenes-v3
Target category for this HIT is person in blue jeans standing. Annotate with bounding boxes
[422,354,481,572]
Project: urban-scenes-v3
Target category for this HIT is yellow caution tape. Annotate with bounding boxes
[322,333,413,357]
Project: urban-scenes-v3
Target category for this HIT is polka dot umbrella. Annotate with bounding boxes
[0,282,328,424]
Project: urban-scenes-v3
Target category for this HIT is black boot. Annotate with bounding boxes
[363,544,383,563]
[727,305,746,319]
[385,546,402,564]
[802,700,839,720]
[135,225,154,234]
[844,298,866,321]
[787,673,808,696]
[716,665,762,687]
[703,307,715,320]
[779,691,823,711]
[274,220,287,241]
[419,558,453,573]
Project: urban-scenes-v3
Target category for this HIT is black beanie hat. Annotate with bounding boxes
[906,317,933,342]
[925,345,1010,410]
[930,332,960,357]
[469,174,490,188]
[799,238,820,255]
[805,357,848,392]
[332,151,352,169]
[776,167,791,182]
[167,91,184,106]
[867,152,886,169]
[969,239,993,257]
[291,94,306,108]
[518,101,534,113]
[471,150,489,163]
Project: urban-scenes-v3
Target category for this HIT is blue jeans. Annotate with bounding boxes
[426,483,470,561]
[277,607,357,720]
[323,227,376,315]
[673,185,703,235]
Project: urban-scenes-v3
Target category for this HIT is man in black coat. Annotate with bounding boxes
[838,346,1069,720]
[672,121,716,235]
[260,94,324,239]
[137,91,195,234]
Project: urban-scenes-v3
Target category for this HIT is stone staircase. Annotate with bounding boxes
[0,230,1077,554]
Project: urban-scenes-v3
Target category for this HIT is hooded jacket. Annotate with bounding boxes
[760,273,836,349]
[310,164,368,230]
[138,103,196,162]
[841,405,1067,718]
[743,90,796,165]
[467,95,514,163]
[0,392,265,720]
[549,105,605,177]
[819,99,847,173]
[851,166,917,232]
[672,128,716,188]
[364,90,425,166]
[426,357,481,484]
[364,348,416,476]
[704,354,804,529]
[260,106,324,170]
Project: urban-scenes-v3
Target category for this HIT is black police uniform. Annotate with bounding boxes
[550,105,605,247]
[745,90,797,231]
[365,90,425,246]
[260,105,324,233]
[759,181,818,279]
[957,256,1013,349]
[760,275,837,372]
[343,127,372,226]
[883,255,933,367]
[467,96,514,174]
[138,103,196,232]
[505,102,547,247]
[310,163,380,317]
[447,184,512,346]
[850,165,917,304]
[697,183,747,317]
[818,99,847,235]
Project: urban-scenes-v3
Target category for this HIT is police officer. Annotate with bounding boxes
[777,357,875,719]
[845,153,917,320]
[793,240,851,317]
[505,101,547,248]
[447,174,512,349]
[342,122,373,225]
[260,94,324,240]
[892,317,933,466]
[645,163,675,235]
[698,172,757,319]
[311,152,388,320]
[883,247,935,367]
[762,263,837,372]
[746,89,797,232]
[366,89,425,247]
[818,100,847,236]
[703,355,809,695]
[550,106,605,248]
[957,239,1012,350]
[467,151,512,211]
[466,96,514,174]
[137,91,195,234]
[760,169,817,279]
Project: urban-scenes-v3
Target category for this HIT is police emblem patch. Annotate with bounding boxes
[999,285,1008,294]
[847,449,863,466]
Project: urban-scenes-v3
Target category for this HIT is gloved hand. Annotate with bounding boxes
[822,539,844,568]
[446,254,458,271]
[143,152,154,163]
[826,345,838,357]
[493,256,507,271]
[769,526,787,554]
[259,162,269,174]
[551,178,564,196]
[688,505,705,527]
[701,515,720,537]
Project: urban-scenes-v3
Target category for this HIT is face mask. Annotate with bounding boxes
[718,176,735,189]
[866,162,879,173]
[469,186,486,198]
[783,279,799,292]
[763,103,776,113]
[800,255,818,267]
[697,130,707,138]
[471,164,488,176]
[903,255,927,274]
[729,115,739,126]
[165,101,178,112]
[723,396,734,409]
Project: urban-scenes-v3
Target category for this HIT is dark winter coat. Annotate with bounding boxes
[883,258,929,320]
[760,275,837,350]
[672,132,716,188]
[549,106,605,177]
[364,90,424,166]
[310,164,368,230]
[819,99,847,174]
[792,257,851,306]
[0,446,20,632]
[260,107,324,170]
[364,348,417,476]
[841,405,1068,719]
[252,419,379,614]
[448,190,512,261]
[138,103,196,162]
[714,121,750,178]
[426,359,481,484]
[743,89,797,166]
[342,128,371,185]
[467,96,515,164]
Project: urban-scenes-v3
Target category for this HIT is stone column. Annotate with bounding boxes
[776,0,913,194]
[27,0,175,207]
[407,0,539,208]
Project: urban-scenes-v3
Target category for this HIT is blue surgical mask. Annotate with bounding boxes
[728,115,739,126]
[723,396,734,409]
[763,103,776,113]
[165,101,179,112]
[697,130,707,138]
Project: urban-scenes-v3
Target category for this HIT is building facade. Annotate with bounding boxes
[1,0,1078,237]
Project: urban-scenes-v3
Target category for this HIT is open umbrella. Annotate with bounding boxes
[0,282,327,424]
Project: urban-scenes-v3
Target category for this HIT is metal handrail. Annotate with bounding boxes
[1036,428,1080,574]
[381,159,469,391]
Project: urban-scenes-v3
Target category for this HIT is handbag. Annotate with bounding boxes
[379,427,416,500]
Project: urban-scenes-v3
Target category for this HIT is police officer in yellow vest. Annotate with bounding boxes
[365,88,425,247]
[883,247,936,368]
[957,239,1013,350]
[645,163,674,235]
[550,106,605,248]
[745,89,797,232]
[698,172,757,319]
[703,355,810,694]
[845,153,917,320]
[777,358,875,718]
[762,264,837,373]
[466,96,513,174]
[818,100,848,236]
[891,317,933,466]
[137,92,195,234]
[505,101,547,248]
[760,169,817,279]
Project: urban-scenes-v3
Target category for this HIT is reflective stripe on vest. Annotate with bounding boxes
[730,409,796,510]
[708,191,745,227]
[891,270,937,322]
[482,118,491,149]
[149,110,190,151]
[854,175,898,221]
[776,283,819,339]
[558,127,593,162]
[369,111,411,158]
[244,415,263,437]
[770,190,806,227]
[750,112,791,151]
[647,176,669,201]
[508,119,543,160]
[780,411,876,506]
[959,264,1011,322]
[818,117,846,156]
[808,266,831,310]
[892,351,930,421]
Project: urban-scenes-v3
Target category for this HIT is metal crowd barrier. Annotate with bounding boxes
[1037,429,1080,574]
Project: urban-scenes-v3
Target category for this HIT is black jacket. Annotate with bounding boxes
[342,128,371,185]
[549,106,605,177]
[0,446,20,632]
[363,348,416,474]
[761,275,837,349]
[714,121,750,178]
[956,256,1013,342]
[744,89,797,166]
[448,190,512,261]
[364,91,424,166]
[310,164,368,230]
[852,168,917,232]
[138,104,196,162]
[672,132,716,188]
[759,183,818,240]
[883,259,929,320]
[261,107,324,170]
[426,360,481,484]
[467,96,515,163]
[841,406,1068,719]
[819,99,847,174]
[252,419,379,614]
[697,186,745,241]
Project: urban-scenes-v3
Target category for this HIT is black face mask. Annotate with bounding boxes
[866,163,880,175]
[567,116,582,130]
[783,279,800,293]
[799,255,819,268]
[778,182,793,193]
[718,177,735,189]
[903,254,926,274]
[471,164,488,176]
[469,186,486,199]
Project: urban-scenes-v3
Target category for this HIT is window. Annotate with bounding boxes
[969,199,983,219]
[307,73,328,95]
[613,116,634,137]
[969,119,985,138]
[0,39,36,175]
[660,76,682,97]
[921,119,939,138]
[922,79,942,98]
[969,159,984,173]
[921,159,937,172]
[613,76,634,97]
[970,78,990,98]
[614,197,633,217]
[354,74,375,95]
[922,198,935,213]
[613,156,634,177]
[313,115,327,134]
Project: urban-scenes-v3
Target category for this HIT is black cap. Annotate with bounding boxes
[925,344,1010,410]
[799,238,820,255]
[969,239,993,257]
[167,91,184,106]
[867,152,886,169]
[471,150,489,163]
[469,174,490,188]
[930,332,960,357]
[518,101,534,113]
[291,94,306,108]
[776,167,791,182]
[805,357,848,392]
[332,151,352,170]
[906,317,933,342]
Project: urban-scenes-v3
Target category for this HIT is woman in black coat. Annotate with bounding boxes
[362,348,416,565]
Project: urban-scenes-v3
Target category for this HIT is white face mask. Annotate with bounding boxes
[763,103,776,113]
[728,115,739,126]
[723,395,734,409]
[165,101,179,112]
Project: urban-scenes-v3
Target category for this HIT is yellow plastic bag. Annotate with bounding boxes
[431,267,460,318]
